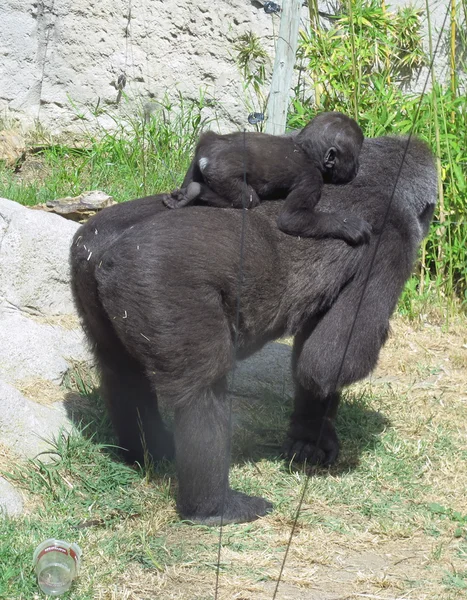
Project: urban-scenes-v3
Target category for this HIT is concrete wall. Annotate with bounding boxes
[0,1,457,136]
[0,0,287,134]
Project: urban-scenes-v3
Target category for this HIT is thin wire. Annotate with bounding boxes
[214,129,249,599]
[271,5,450,598]
[37,0,56,120]
[124,0,132,74]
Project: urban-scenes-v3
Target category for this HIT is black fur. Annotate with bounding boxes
[163,112,370,245]
[70,136,437,525]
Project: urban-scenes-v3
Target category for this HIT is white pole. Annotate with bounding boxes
[265,0,302,135]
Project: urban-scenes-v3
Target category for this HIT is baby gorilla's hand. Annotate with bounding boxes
[230,185,261,209]
[338,214,372,245]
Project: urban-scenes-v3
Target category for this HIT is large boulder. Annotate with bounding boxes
[0,198,90,386]
[0,197,79,316]
[0,197,90,516]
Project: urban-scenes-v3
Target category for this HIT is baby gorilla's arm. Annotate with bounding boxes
[277,171,372,245]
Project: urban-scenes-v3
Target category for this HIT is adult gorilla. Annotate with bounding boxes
[70,136,436,525]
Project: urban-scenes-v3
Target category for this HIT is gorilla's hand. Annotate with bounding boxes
[337,214,372,245]
[283,417,339,466]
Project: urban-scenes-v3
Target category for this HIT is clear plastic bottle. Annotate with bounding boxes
[33,539,82,596]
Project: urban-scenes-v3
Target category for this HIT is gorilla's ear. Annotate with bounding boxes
[324,147,337,169]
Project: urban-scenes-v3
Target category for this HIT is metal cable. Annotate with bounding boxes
[271,5,450,597]
[214,129,250,599]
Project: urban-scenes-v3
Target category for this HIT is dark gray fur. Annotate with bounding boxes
[70,136,437,525]
[163,112,371,245]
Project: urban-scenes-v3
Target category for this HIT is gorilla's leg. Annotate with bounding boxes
[284,329,340,466]
[162,181,233,209]
[94,245,272,525]
[70,230,173,465]
[163,179,260,209]
[174,379,272,525]
[206,175,261,209]
[98,349,174,464]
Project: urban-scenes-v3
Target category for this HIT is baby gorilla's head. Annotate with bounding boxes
[297,112,364,184]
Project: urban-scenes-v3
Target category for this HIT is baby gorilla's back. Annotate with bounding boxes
[197,130,311,200]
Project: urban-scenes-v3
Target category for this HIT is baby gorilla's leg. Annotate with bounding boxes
[161,182,203,209]
[162,181,260,209]
[206,175,260,209]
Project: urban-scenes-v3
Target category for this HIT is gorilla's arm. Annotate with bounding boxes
[277,175,372,245]
[295,225,412,395]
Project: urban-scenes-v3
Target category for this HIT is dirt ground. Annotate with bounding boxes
[4,313,466,600]
[90,313,467,600]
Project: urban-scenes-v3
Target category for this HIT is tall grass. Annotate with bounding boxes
[0,92,211,205]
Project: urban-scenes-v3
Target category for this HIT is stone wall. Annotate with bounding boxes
[0,0,456,136]
[0,0,287,134]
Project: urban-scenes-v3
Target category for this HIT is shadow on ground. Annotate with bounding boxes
[63,341,390,476]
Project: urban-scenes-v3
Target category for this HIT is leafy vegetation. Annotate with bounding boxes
[0,92,210,205]
[289,0,467,308]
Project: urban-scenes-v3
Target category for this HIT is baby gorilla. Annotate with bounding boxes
[163,111,371,245]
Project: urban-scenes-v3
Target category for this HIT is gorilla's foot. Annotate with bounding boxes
[185,182,202,202]
[161,183,201,209]
[283,417,339,466]
[180,490,273,526]
[161,188,189,209]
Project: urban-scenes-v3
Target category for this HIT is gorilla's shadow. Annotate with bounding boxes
[63,341,390,475]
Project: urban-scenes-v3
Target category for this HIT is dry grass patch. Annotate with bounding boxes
[17,379,65,405]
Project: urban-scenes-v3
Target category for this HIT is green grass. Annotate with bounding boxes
[0,93,211,206]
[2,323,467,598]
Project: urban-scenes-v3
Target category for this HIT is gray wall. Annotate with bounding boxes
[0,1,456,135]
[0,0,285,133]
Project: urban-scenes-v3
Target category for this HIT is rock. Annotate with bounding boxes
[0,312,89,385]
[33,190,116,222]
[0,476,23,517]
[0,197,93,511]
[0,130,25,167]
[0,197,80,316]
[0,197,92,386]
[0,379,71,459]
